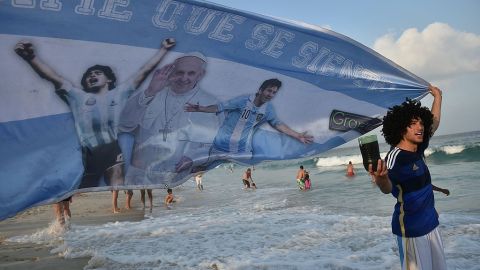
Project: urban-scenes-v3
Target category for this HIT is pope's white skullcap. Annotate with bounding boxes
[177,51,207,63]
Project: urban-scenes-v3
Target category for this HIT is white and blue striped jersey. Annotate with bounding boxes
[213,94,282,153]
[56,80,134,149]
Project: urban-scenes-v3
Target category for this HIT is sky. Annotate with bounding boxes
[208,0,480,136]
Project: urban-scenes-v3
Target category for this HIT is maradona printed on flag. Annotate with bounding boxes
[0,0,429,219]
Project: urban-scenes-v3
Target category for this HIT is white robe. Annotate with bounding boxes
[119,86,222,187]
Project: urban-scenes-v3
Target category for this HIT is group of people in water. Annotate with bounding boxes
[293,160,360,191]
[53,187,177,226]
[236,164,314,191]
[54,159,371,225]
[53,159,384,227]
[241,165,315,192]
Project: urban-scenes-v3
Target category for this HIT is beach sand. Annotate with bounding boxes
[0,191,149,270]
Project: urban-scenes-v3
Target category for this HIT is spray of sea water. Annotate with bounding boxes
[7,131,480,269]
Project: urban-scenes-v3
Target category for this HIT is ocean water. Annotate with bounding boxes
[9,131,480,269]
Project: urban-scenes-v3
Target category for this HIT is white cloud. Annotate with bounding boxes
[373,22,480,80]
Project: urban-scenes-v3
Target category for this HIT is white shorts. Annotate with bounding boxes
[397,227,447,270]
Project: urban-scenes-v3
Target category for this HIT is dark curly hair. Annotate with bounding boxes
[259,78,282,90]
[81,65,117,92]
[382,98,434,146]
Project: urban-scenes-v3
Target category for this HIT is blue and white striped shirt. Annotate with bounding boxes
[56,80,134,149]
[213,94,282,153]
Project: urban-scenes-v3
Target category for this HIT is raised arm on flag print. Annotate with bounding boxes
[0,0,429,220]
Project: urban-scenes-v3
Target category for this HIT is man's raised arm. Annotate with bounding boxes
[132,38,176,90]
[15,41,64,90]
[429,85,442,135]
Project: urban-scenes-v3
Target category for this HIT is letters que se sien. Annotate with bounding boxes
[12,0,385,89]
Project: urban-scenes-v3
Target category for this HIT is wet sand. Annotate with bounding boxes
[0,191,148,270]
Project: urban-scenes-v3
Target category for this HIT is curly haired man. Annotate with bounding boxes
[371,85,449,270]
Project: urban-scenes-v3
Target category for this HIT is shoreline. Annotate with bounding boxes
[0,191,149,270]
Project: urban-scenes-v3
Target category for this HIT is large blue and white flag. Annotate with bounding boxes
[0,0,428,220]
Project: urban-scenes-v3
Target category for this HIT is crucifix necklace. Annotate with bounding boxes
[163,88,199,141]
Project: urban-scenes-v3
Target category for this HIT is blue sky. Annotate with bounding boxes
[209,0,480,136]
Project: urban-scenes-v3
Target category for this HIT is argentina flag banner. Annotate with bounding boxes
[0,0,429,220]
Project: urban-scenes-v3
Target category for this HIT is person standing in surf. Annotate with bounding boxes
[370,85,448,270]
[164,188,175,205]
[140,189,153,211]
[53,196,72,228]
[195,173,204,191]
[296,165,306,190]
[242,168,253,189]
[304,170,311,190]
[346,161,355,177]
